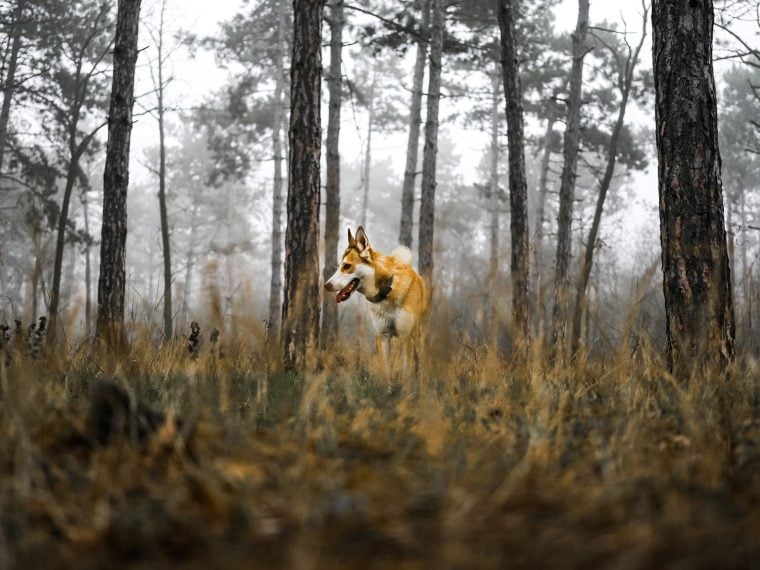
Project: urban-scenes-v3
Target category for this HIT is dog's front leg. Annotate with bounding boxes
[375,334,392,381]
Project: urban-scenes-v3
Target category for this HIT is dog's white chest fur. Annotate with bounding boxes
[369,302,415,337]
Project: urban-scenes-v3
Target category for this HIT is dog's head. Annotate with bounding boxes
[324,227,376,303]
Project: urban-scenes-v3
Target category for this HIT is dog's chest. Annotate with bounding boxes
[368,302,413,337]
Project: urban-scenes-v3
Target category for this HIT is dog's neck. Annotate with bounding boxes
[367,274,393,303]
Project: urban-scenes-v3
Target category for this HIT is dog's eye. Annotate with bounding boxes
[342,263,352,271]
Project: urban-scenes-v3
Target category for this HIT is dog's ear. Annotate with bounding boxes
[347,228,355,246]
[355,226,370,253]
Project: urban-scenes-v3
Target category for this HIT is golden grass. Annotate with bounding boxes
[1,316,759,569]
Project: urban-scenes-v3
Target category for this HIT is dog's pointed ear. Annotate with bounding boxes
[347,228,356,246]
[355,226,370,253]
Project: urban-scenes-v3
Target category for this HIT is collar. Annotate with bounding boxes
[367,274,393,303]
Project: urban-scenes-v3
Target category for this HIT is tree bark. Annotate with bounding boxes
[96,0,142,347]
[653,0,735,374]
[550,0,589,348]
[570,11,647,354]
[399,0,430,248]
[320,0,344,346]
[417,0,444,283]
[533,113,556,323]
[488,68,500,280]
[268,0,288,336]
[281,0,323,370]
[82,190,92,333]
[497,0,531,347]
[0,0,24,177]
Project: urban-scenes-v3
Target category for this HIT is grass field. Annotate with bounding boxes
[1,318,759,569]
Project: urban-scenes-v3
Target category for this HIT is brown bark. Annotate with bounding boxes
[0,0,24,177]
[281,0,323,370]
[321,0,344,346]
[96,0,142,347]
[550,0,589,348]
[268,0,288,336]
[653,0,735,374]
[570,8,648,354]
[399,0,430,248]
[417,0,444,283]
[497,0,531,347]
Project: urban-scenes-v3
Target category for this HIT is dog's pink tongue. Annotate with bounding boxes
[336,280,358,303]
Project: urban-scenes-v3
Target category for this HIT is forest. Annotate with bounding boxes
[0,0,759,567]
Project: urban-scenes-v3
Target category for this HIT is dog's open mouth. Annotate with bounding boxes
[336,279,360,303]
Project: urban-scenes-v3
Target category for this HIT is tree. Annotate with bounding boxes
[43,1,114,341]
[550,0,589,348]
[417,0,444,283]
[0,0,25,176]
[96,0,142,345]
[569,4,649,353]
[144,0,174,343]
[497,0,531,346]
[281,0,323,370]
[399,0,430,248]
[653,0,735,373]
[321,0,344,345]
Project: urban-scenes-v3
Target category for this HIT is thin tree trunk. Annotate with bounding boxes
[653,0,735,374]
[96,0,142,347]
[360,68,375,228]
[0,0,24,177]
[740,186,749,334]
[533,113,556,324]
[399,0,430,248]
[268,0,287,335]
[281,0,323,370]
[321,0,344,346]
[550,0,589,348]
[31,225,41,322]
[570,11,647,353]
[417,0,444,283]
[497,0,531,347]
[488,68,500,280]
[82,191,92,333]
[154,0,173,342]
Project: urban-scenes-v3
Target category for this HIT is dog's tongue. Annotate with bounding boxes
[336,279,359,303]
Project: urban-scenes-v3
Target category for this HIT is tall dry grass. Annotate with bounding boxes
[0,305,759,569]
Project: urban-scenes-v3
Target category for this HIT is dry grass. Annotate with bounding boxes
[1,316,759,569]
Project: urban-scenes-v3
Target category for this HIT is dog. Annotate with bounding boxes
[324,227,429,373]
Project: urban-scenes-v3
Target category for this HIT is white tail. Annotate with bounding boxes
[391,245,413,266]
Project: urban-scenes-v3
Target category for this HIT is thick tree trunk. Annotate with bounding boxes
[320,0,344,346]
[653,0,735,373]
[155,0,173,342]
[268,0,288,335]
[0,0,24,177]
[96,0,142,347]
[399,0,430,248]
[497,0,531,347]
[360,70,375,228]
[417,0,444,283]
[550,0,589,348]
[570,13,647,354]
[281,0,323,370]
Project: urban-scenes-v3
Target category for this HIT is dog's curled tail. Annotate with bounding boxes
[391,245,413,266]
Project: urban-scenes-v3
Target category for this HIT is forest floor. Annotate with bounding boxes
[1,323,760,569]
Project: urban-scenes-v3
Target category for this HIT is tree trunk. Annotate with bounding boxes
[0,0,24,177]
[154,0,173,342]
[740,186,749,334]
[320,0,344,346]
[550,0,589,348]
[268,0,288,336]
[360,69,375,228]
[417,0,444,283]
[533,113,556,323]
[96,0,142,347]
[488,68,500,280]
[497,0,531,347]
[653,0,735,374]
[570,12,647,354]
[281,0,323,370]
[82,191,92,334]
[399,0,430,248]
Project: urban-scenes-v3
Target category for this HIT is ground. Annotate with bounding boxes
[1,327,759,569]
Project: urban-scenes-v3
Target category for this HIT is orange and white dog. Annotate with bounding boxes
[324,227,428,370]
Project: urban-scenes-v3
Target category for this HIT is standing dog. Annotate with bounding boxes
[324,227,428,371]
